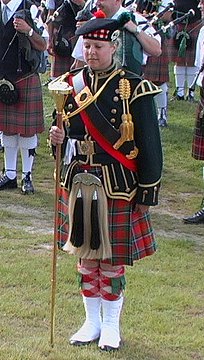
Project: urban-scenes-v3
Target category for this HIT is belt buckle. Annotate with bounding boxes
[78,140,95,155]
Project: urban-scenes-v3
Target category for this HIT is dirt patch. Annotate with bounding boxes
[0,199,203,250]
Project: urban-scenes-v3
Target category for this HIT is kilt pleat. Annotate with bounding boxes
[144,39,169,84]
[0,73,44,136]
[51,54,74,78]
[57,187,157,266]
[192,97,204,160]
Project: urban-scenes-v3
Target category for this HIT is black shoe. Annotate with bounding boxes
[159,118,168,128]
[186,90,196,103]
[176,95,184,101]
[170,94,185,102]
[183,208,204,224]
[0,174,17,190]
[21,172,34,194]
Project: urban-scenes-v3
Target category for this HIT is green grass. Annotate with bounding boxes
[0,68,204,360]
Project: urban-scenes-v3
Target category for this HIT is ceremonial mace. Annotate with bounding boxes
[48,76,72,347]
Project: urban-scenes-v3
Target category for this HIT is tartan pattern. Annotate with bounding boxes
[168,21,202,66]
[51,54,74,78]
[0,74,44,136]
[144,39,170,84]
[99,264,125,300]
[57,187,157,266]
[78,262,100,297]
[192,101,204,160]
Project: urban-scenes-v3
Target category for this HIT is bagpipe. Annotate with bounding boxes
[47,0,94,57]
[46,0,95,25]
[140,2,174,31]
[153,9,195,35]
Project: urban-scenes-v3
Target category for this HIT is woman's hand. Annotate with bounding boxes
[49,126,65,145]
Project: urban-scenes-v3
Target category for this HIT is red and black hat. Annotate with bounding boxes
[75,10,131,42]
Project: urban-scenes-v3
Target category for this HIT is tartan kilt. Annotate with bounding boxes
[168,21,202,66]
[50,54,74,78]
[192,99,204,160]
[0,73,44,136]
[57,187,157,266]
[143,39,170,84]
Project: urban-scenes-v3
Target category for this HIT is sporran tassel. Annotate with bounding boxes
[70,190,84,247]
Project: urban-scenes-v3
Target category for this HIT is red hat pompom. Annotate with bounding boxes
[93,10,106,18]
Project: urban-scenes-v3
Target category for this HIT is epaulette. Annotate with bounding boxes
[129,79,162,104]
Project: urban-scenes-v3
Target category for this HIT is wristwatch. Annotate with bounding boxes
[28,28,34,37]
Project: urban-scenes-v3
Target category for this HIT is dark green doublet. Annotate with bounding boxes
[59,64,163,206]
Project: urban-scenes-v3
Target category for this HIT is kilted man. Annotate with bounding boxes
[0,0,47,193]
[169,0,202,101]
[49,13,163,351]
[183,0,204,224]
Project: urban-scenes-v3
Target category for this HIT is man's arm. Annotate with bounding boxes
[13,17,46,51]
[124,19,162,57]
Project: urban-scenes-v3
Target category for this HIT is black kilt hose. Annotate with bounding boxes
[54,65,163,266]
[0,73,44,136]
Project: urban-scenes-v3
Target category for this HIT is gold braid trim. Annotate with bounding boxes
[67,69,123,118]
[129,79,162,105]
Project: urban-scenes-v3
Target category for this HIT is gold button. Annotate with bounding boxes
[110,118,116,123]
[120,70,125,77]
[111,108,117,114]
[113,96,119,102]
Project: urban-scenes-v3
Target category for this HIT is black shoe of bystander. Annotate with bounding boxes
[21,172,34,195]
[183,208,204,224]
[0,174,17,190]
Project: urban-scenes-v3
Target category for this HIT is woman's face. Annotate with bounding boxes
[83,39,116,71]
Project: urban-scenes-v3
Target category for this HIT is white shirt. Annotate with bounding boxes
[195,25,204,86]
[45,0,55,10]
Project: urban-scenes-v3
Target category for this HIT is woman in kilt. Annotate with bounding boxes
[50,13,163,351]
[183,0,204,224]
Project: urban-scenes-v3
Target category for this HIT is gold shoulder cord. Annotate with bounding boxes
[113,78,138,159]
